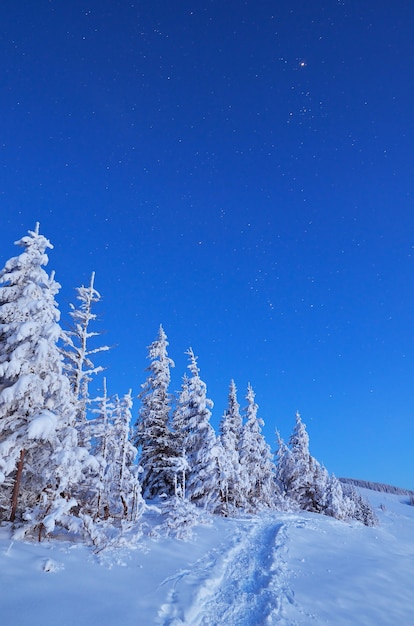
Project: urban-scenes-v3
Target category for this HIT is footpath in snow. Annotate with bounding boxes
[1,488,414,625]
[157,515,297,625]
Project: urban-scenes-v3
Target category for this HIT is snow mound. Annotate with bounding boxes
[42,558,64,573]
[27,411,58,440]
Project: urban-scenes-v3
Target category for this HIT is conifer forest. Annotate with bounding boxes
[0,225,376,545]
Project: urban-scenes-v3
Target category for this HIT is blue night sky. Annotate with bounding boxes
[1,1,414,489]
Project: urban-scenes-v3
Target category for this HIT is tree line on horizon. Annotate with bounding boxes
[0,225,376,544]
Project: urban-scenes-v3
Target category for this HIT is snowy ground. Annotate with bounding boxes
[1,489,413,625]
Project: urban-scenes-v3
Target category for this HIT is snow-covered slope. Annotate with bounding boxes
[1,489,413,625]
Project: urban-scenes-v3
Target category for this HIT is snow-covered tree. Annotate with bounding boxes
[324,473,347,520]
[108,391,144,521]
[341,482,378,526]
[277,413,376,524]
[238,384,276,512]
[62,272,109,446]
[89,381,144,523]
[171,374,189,448]
[87,377,113,520]
[219,380,243,512]
[275,429,290,492]
[159,493,209,540]
[171,374,191,499]
[176,349,222,512]
[283,412,317,511]
[135,326,175,499]
[311,461,330,513]
[0,225,94,538]
[282,412,332,514]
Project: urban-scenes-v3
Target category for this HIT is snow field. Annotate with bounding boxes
[286,490,414,625]
[1,489,414,625]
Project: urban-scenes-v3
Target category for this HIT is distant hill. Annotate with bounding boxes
[340,477,414,497]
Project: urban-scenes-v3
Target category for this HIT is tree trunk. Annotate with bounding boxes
[10,449,25,522]
[120,494,128,519]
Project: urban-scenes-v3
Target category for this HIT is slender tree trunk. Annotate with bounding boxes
[10,449,25,522]
[120,494,128,519]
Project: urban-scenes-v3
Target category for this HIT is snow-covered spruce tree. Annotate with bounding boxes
[171,373,191,498]
[282,412,332,514]
[134,325,175,499]
[238,384,277,512]
[274,430,297,504]
[340,482,378,526]
[171,374,189,451]
[283,412,320,512]
[108,391,144,521]
[324,473,348,520]
[86,377,119,520]
[279,414,375,523]
[85,381,144,526]
[62,272,109,447]
[219,380,243,512]
[0,225,96,538]
[176,349,223,512]
[275,430,288,489]
[312,461,330,514]
[354,491,377,526]
[87,377,113,520]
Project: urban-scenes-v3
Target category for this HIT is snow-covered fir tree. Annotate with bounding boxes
[340,482,378,526]
[0,225,96,539]
[274,429,299,507]
[280,412,331,514]
[176,349,223,512]
[324,473,347,520]
[276,414,377,525]
[238,384,277,512]
[171,374,191,498]
[62,272,109,447]
[135,325,175,499]
[282,412,318,511]
[88,381,144,524]
[87,378,112,520]
[353,490,378,526]
[108,391,144,521]
[219,380,243,512]
[312,461,330,514]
